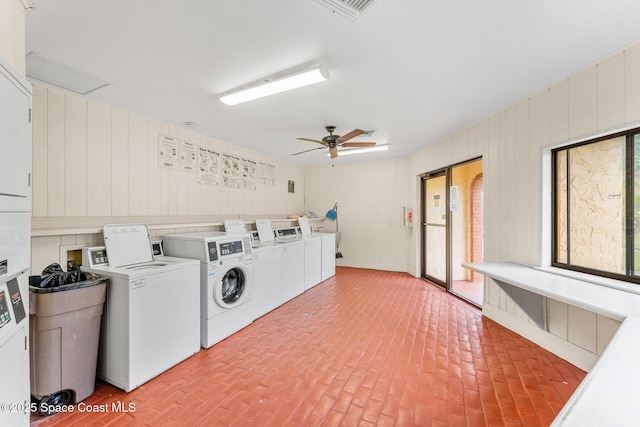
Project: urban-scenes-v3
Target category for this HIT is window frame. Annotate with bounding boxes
[551,127,640,284]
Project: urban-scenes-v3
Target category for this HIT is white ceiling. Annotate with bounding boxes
[25,0,640,166]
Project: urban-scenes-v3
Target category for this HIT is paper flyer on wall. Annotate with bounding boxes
[158,135,179,169]
[198,146,221,186]
[222,153,242,188]
[450,185,459,212]
[242,158,257,190]
[179,140,197,172]
[258,162,276,185]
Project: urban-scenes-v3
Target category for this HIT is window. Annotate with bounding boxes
[552,128,640,283]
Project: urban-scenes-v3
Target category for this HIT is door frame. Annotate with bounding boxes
[420,156,483,296]
[420,168,449,288]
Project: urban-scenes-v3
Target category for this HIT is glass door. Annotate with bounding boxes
[421,171,448,287]
[450,159,483,305]
[421,158,484,306]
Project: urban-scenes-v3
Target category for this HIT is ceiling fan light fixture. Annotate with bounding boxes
[328,144,390,157]
[219,65,329,106]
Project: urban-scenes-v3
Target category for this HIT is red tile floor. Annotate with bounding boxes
[31,267,585,426]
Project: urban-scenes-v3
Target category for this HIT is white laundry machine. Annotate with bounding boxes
[81,224,200,392]
[0,266,29,427]
[162,232,255,348]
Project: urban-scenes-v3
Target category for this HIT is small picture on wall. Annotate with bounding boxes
[288,180,295,193]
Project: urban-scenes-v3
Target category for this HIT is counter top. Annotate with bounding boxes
[464,262,640,426]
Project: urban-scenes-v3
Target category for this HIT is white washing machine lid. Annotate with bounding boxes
[82,255,198,279]
[224,219,247,234]
[103,224,154,268]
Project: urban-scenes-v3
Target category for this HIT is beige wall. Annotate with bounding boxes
[304,159,410,272]
[0,0,29,74]
[405,40,640,370]
[30,83,306,273]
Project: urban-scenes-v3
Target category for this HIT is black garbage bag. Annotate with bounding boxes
[36,263,88,289]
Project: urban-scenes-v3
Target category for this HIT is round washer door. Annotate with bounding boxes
[213,266,248,308]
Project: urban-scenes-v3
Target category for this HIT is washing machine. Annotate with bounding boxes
[162,231,255,348]
[0,267,29,427]
[81,224,200,392]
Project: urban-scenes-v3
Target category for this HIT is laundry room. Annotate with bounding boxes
[4,0,640,425]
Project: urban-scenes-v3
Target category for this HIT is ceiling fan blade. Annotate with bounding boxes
[341,142,377,148]
[297,137,325,145]
[337,129,364,143]
[291,147,325,156]
[329,146,338,159]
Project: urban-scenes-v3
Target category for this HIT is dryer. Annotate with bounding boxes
[162,232,255,348]
[81,224,200,392]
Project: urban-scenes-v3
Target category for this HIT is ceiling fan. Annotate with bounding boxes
[292,125,376,159]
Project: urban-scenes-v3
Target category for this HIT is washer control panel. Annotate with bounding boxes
[0,277,26,335]
[83,246,109,268]
[0,290,10,329]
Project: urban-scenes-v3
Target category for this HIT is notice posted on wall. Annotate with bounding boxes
[242,158,257,190]
[158,135,179,169]
[222,153,242,188]
[450,185,459,212]
[179,140,198,172]
[198,147,221,186]
[258,162,276,185]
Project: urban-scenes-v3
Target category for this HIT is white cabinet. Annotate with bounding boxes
[321,233,336,281]
[0,56,31,427]
[282,241,305,302]
[252,235,332,320]
[0,59,32,213]
[304,237,322,290]
[252,246,283,319]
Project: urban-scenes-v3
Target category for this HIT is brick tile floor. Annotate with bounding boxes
[30,267,586,426]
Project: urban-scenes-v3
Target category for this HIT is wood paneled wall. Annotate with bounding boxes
[407,40,640,370]
[0,0,28,74]
[304,159,409,272]
[30,83,305,273]
[31,83,305,221]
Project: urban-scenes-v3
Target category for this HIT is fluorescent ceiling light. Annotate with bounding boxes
[329,144,390,157]
[219,65,329,106]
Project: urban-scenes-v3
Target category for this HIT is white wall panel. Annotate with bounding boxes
[567,306,597,353]
[528,90,549,265]
[549,80,569,144]
[504,107,517,263]
[147,120,162,216]
[625,43,640,122]
[548,299,568,340]
[47,90,65,217]
[111,109,129,216]
[597,53,625,130]
[128,115,148,216]
[0,0,27,74]
[32,85,48,217]
[64,96,87,216]
[568,66,598,138]
[87,102,111,216]
[514,100,530,264]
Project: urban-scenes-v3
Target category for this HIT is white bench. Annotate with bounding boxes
[463,262,640,426]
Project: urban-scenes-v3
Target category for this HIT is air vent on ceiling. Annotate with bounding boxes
[313,0,379,21]
[26,51,109,95]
